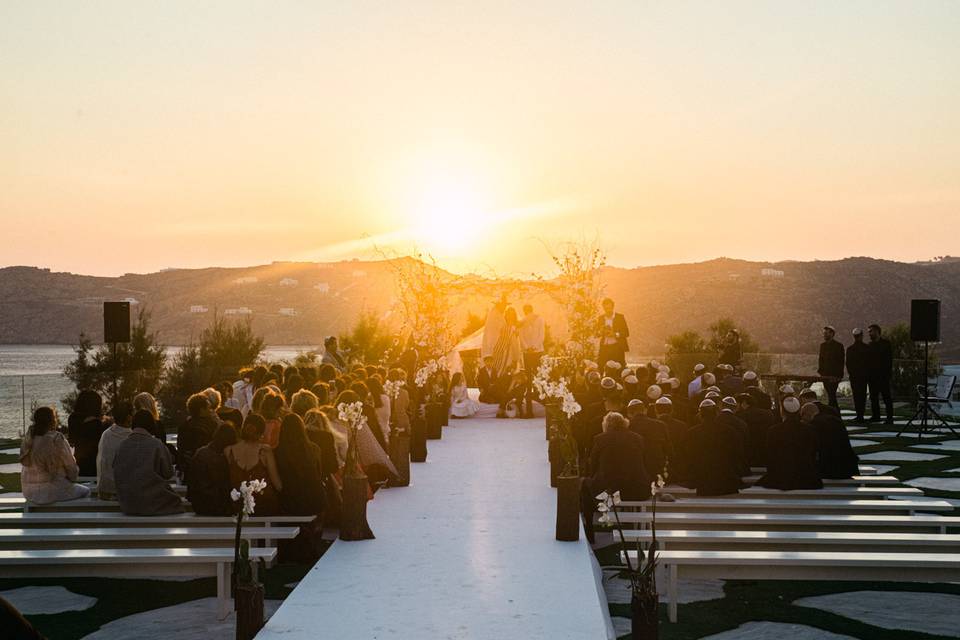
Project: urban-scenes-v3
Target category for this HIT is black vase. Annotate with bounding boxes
[440,394,450,426]
[426,402,443,440]
[555,475,581,541]
[631,590,659,640]
[410,414,428,462]
[548,438,561,488]
[388,433,411,487]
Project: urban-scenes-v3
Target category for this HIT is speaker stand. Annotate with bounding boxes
[896,340,958,441]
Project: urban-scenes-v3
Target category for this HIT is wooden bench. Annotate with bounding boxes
[654,486,922,500]
[741,475,901,487]
[0,511,315,530]
[614,498,953,515]
[0,496,193,513]
[0,547,277,620]
[607,511,960,533]
[623,550,960,622]
[622,529,960,552]
[750,466,878,475]
[0,526,301,550]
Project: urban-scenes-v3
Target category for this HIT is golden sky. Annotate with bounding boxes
[2,1,959,277]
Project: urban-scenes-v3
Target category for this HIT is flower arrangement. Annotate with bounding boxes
[384,379,404,400]
[414,358,446,388]
[597,472,668,629]
[338,400,367,476]
[232,479,267,587]
[533,356,582,476]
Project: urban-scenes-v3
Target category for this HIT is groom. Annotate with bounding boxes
[597,297,629,368]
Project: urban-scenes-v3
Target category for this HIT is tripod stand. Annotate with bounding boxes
[897,340,958,441]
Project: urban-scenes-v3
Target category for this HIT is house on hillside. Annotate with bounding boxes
[233,276,258,284]
[279,307,297,316]
[279,278,298,286]
[761,268,784,278]
[352,270,367,278]
[314,282,330,293]
[224,307,253,316]
[190,305,208,314]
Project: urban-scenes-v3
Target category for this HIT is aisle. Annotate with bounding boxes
[257,416,615,639]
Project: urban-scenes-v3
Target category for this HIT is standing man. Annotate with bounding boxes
[321,336,346,372]
[597,298,629,369]
[845,328,870,423]
[867,323,894,425]
[519,304,546,417]
[817,325,845,409]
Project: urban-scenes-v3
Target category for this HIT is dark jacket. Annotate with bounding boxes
[717,410,750,475]
[759,416,823,490]
[719,342,742,369]
[628,415,671,478]
[276,441,326,516]
[596,312,630,353]
[818,339,845,378]
[846,340,870,379]
[187,444,233,516]
[114,429,184,516]
[812,414,859,479]
[477,367,499,404]
[177,415,218,480]
[306,427,339,478]
[684,418,744,496]
[737,406,777,467]
[867,338,894,381]
[67,415,109,477]
[588,428,651,500]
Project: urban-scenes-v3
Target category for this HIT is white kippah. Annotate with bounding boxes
[627,398,644,408]
[620,368,633,379]
[699,398,716,409]
[705,390,721,400]
[694,363,706,373]
[656,396,672,406]
[606,360,622,370]
[658,365,670,374]
[601,376,617,389]
[783,396,801,413]
[743,371,758,381]
[706,385,721,393]
[646,385,663,400]
[722,396,738,408]
[668,377,680,389]
[582,359,598,370]
[780,384,796,395]
[624,375,638,385]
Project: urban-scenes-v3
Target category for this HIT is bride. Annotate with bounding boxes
[449,372,480,418]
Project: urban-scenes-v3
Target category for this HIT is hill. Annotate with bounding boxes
[1,257,958,359]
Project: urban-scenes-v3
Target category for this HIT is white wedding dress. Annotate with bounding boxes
[450,382,480,418]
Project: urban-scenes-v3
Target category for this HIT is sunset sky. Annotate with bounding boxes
[2,1,958,278]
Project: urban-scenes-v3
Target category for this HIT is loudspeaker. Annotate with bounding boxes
[910,299,940,342]
[103,301,131,343]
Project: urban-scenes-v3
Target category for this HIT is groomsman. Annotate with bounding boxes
[597,298,630,368]
[520,304,546,415]
[817,325,845,408]
[845,328,870,423]
[867,324,894,424]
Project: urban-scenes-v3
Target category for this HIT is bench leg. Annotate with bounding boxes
[217,561,231,621]
[668,564,678,623]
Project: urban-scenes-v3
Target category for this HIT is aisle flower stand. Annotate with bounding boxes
[339,401,375,541]
[231,480,267,640]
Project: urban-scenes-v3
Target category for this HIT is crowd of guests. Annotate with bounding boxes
[576,359,860,541]
[18,357,426,557]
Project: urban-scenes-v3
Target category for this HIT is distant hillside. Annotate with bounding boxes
[2,257,958,360]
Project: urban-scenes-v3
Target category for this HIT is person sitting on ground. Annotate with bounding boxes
[801,402,860,479]
[96,401,133,500]
[580,411,651,544]
[225,413,283,516]
[449,371,480,418]
[274,414,326,516]
[476,355,500,404]
[187,422,238,516]
[21,407,91,505]
[683,400,744,496]
[177,393,219,482]
[114,410,184,516]
[758,397,824,490]
[67,389,110,477]
[626,399,671,479]
[735,392,777,468]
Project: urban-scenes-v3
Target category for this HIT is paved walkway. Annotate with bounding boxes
[257,415,614,639]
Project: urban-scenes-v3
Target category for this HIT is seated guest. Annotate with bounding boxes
[499,370,529,418]
[225,414,283,516]
[275,414,326,516]
[626,399,671,479]
[449,372,480,418]
[67,389,110,477]
[476,356,500,404]
[758,397,823,490]
[260,392,286,447]
[214,384,244,434]
[367,378,392,441]
[187,422,238,516]
[576,378,623,469]
[799,388,842,419]
[684,400,744,496]
[114,410,184,516]
[654,396,689,445]
[290,388,320,418]
[177,393,218,481]
[96,402,133,499]
[718,396,750,475]
[802,402,859,479]
[304,408,343,477]
[21,407,90,505]
[580,411,651,543]
[332,390,399,487]
[735,392,777,468]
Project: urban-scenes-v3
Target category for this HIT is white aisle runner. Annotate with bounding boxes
[256,416,614,639]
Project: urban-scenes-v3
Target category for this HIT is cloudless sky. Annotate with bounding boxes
[2,1,958,277]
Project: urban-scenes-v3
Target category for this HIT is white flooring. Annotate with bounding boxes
[256,415,614,640]
[1,585,97,614]
[795,590,960,637]
[82,598,284,639]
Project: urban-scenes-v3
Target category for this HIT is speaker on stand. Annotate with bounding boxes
[103,302,131,407]
[898,299,956,440]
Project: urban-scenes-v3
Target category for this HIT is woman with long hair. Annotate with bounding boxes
[449,371,480,418]
[333,390,398,488]
[224,413,283,515]
[21,407,90,504]
[492,306,523,418]
[67,389,110,477]
[274,414,325,516]
[366,377,391,445]
[260,392,286,448]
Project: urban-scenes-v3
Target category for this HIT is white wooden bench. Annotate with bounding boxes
[653,486,922,500]
[622,529,960,552]
[749,466,879,475]
[0,511,315,529]
[614,498,953,515]
[607,511,960,533]
[0,547,277,620]
[622,550,960,622]
[0,526,300,550]
[0,496,193,513]
[742,475,900,487]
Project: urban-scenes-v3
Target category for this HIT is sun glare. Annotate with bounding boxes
[411,175,491,254]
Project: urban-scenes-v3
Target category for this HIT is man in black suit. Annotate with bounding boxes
[476,355,500,404]
[735,392,777,468]
[683,399,744,496]
[596,298,629,368]
[846,328,870,423]
[580,411,651,543]
[801,402,859,479]
[817,325,845,409]
[758,397,823,490]
[867,323,894,424]
[626,399,671,479]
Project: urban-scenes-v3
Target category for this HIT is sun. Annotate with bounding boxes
[411,176,491,254]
